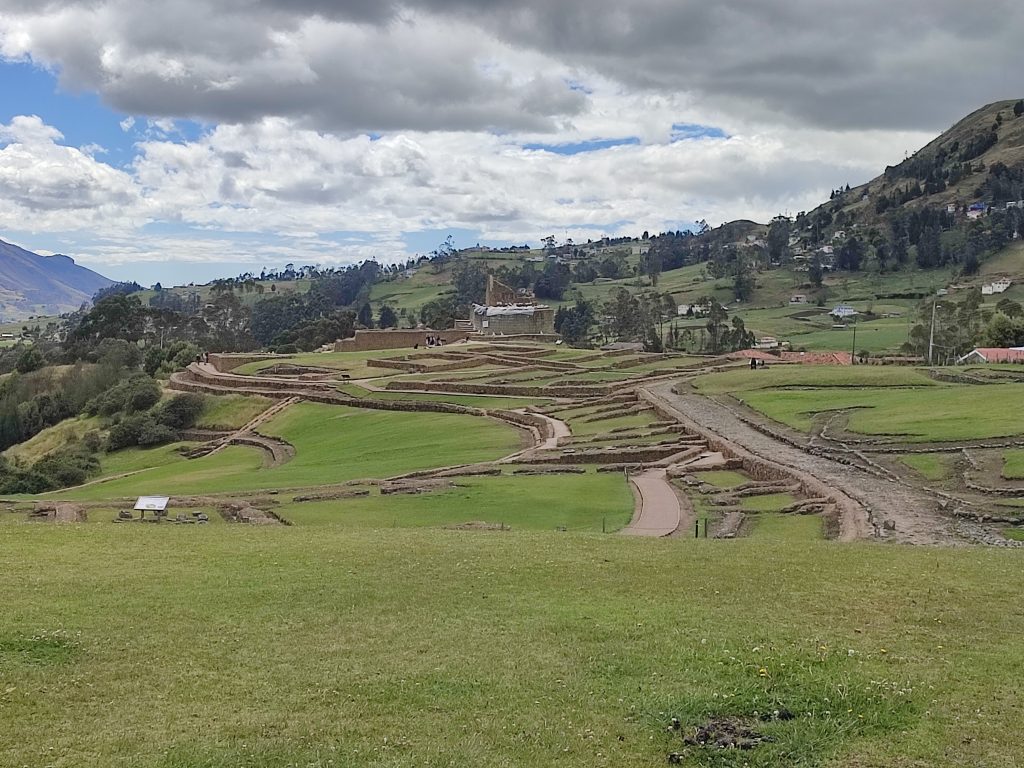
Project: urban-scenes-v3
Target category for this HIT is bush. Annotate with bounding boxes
[155,393,205,430]
[86,375,161,417]
[137,421,177,447]
[106,414,150,451]
[15,348,44,374]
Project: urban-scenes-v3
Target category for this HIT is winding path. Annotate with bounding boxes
[622,468,683,537]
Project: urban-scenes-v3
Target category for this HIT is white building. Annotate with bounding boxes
[982,278,1012,295]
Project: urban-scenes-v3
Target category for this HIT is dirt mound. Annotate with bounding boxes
[667,710,793,760]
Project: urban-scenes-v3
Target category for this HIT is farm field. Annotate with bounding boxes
[2,527,1023,767]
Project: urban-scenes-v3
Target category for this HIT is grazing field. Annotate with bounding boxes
[54,403,521,499]
[276,472,633,531]
[2,527,1023,767]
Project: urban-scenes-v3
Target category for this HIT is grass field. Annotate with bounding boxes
[54,404,521,500]
[2,527,1023,766]
[747,513,823,541]
[899,453,955,482]
[196,394,273,430]
[739,493,797,512]
[740,382,1024,441]
[276,472,633,532]
[1001,450,1024,480]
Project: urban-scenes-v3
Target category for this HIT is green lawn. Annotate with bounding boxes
[899,453,955,481]
[741,382,1024,441]
[277,472,633,532]
[2,527,1024,766]
[567,412,661,437]
[747,513,823,541]
[54,403,521,500]
[196,394,273,430]
[694,365,936,396]
[1001,450,1024,480]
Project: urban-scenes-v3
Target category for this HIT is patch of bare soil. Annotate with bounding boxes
[666,710,793,761]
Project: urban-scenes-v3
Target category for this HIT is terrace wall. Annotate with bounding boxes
[334,329,469,352]
[207,353,279,372]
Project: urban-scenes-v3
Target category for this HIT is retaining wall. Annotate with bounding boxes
[334,329,468,352]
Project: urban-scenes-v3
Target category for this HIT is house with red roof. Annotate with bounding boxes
[956,348,1024,364]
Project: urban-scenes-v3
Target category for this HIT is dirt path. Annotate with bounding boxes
[641,381,959,545]
[515,410,570,450]
[622,468,682,537]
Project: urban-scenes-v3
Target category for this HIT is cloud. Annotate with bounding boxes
[0,116,142,229]
[2,0,1022,134]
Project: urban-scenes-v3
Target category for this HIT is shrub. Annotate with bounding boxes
[154,393,205,430]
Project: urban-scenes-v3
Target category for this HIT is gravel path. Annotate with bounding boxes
[641,381,961,545]
[622,468,682,537]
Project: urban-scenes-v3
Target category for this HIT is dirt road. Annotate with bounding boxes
[640,381,959,545]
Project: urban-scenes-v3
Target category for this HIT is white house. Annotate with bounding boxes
[789,294,808,304]
[982,278,1012,295]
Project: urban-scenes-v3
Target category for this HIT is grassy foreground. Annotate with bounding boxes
[1,526,1022,767]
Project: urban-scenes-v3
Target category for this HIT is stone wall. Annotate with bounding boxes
[473,307,556,336]
[207,353,280,372]
[386,379,611,398]
[334,329,469,352]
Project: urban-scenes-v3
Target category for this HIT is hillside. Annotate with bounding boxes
[0,238,112,320]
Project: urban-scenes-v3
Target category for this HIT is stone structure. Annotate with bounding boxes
[334,328,468,352]
[486,275,517,305]
[470,304,556,336]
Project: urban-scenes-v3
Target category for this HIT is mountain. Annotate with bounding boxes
[0,238,113,320]
[809,99,1024,230]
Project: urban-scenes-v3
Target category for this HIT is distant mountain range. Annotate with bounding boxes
[0,238,113,320]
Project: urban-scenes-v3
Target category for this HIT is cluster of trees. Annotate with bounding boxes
[0,335,208,492]
[904,292,1024,362]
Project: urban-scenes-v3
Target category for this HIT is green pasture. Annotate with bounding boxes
[741,382,1024,442]
[53,403,521,500]
[277,472,632,532]
[1001,450,1024,480]
[747,513,824,541]
[693,365,936,395]
[2,527,1024,766]
[196,394,273,430]
[899,453,956,482]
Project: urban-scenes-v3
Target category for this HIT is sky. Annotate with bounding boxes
[1,1,1023,286]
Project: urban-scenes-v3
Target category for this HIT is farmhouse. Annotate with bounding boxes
[789,294,808,304]
[981,278,1012,295]
[956,347,1024,364]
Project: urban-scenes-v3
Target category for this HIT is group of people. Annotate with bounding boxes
[413,335,446,350]
[749,357,767,369]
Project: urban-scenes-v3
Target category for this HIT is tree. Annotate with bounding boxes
[640,250,662,286]
[15,348,44,374]
[732,267,755,301]
[982,313,1024,347]
[378,304,398,328]
[357,302,373,328]
[767,216,791,264]
[836,236,865,271]
[808,256,824,289]
[1015,100,1024,118]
